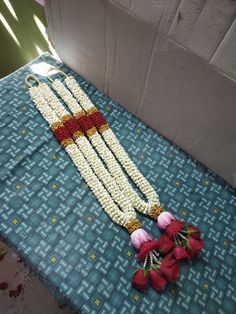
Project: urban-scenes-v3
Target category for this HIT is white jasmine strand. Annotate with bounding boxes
[29,86,136,227]
[39,82,135,220]
[58,77,161,216]
[52,79,154,214]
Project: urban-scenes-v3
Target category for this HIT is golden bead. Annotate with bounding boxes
[99,124,110,133]
[126,219,141,234]
[150,205,164,219]
[61,114,73,122]
[75,111,86,119]
[61,138,74,148]
[87,107,98,115]
[51,121,64,131]
[86,127,97,137]
[73,130,84,139]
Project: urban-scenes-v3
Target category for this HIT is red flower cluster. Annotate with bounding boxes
[132,220,204,293]
[89,111,107,129]
[64,117,83,135]
[77,115,95,133]
[166,220,184,238]
[132,258,180,292]
[54,126,71,144]
[136,235,174,260]
[165,220,204,260]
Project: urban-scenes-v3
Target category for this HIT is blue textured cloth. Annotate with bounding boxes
[0,53,236,314]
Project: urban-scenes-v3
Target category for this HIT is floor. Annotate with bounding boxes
[0,240,72,314]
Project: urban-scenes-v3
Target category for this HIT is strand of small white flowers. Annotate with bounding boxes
[52,78,163,219]
[28,84,138,230]
[38,82,135,220]
[64,77,163,218]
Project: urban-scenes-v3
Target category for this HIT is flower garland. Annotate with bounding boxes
[26,74,205,294]
[51,78,163,219]
[28,83,138,229]
[38,82,136,225]
[52,74,205,292]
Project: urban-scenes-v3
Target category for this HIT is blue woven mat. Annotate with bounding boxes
[0,53,236,314]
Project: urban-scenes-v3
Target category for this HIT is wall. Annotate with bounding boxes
[45,0,236,187]
[0,0,48,78]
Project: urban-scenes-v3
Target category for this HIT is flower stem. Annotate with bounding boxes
[151,251,159,263]
[143,255,148,268]
[152,251,160,258]
[174,235,180,246]
[149,252,154,266]
[178,232,187,240]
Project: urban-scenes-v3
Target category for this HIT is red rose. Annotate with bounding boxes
[187,237,204,257]
[156,235,175,254]
[0,282,8,290]
[149,269,167,291]
[165,220,184,238]
[132,269,149,292]
[137,240,160,260]
[160,259,180,283]
[164,250,174,260]
[173,247,191,260]
[187,225,201,239]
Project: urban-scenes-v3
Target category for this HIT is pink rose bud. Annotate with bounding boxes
[130,228,152,249]
[157,211,175,230]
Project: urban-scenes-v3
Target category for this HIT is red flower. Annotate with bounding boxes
[156,235,175,254]
[0,282,8,290]
[137,240,160,260]
[173,247,191,260]
[132,269,149,292]
[149,269,167,291]
[165,220,185,238]
[187,237,204,257]
[163,250,174,260]
[160,259,180,283]
[187,225,201,239]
